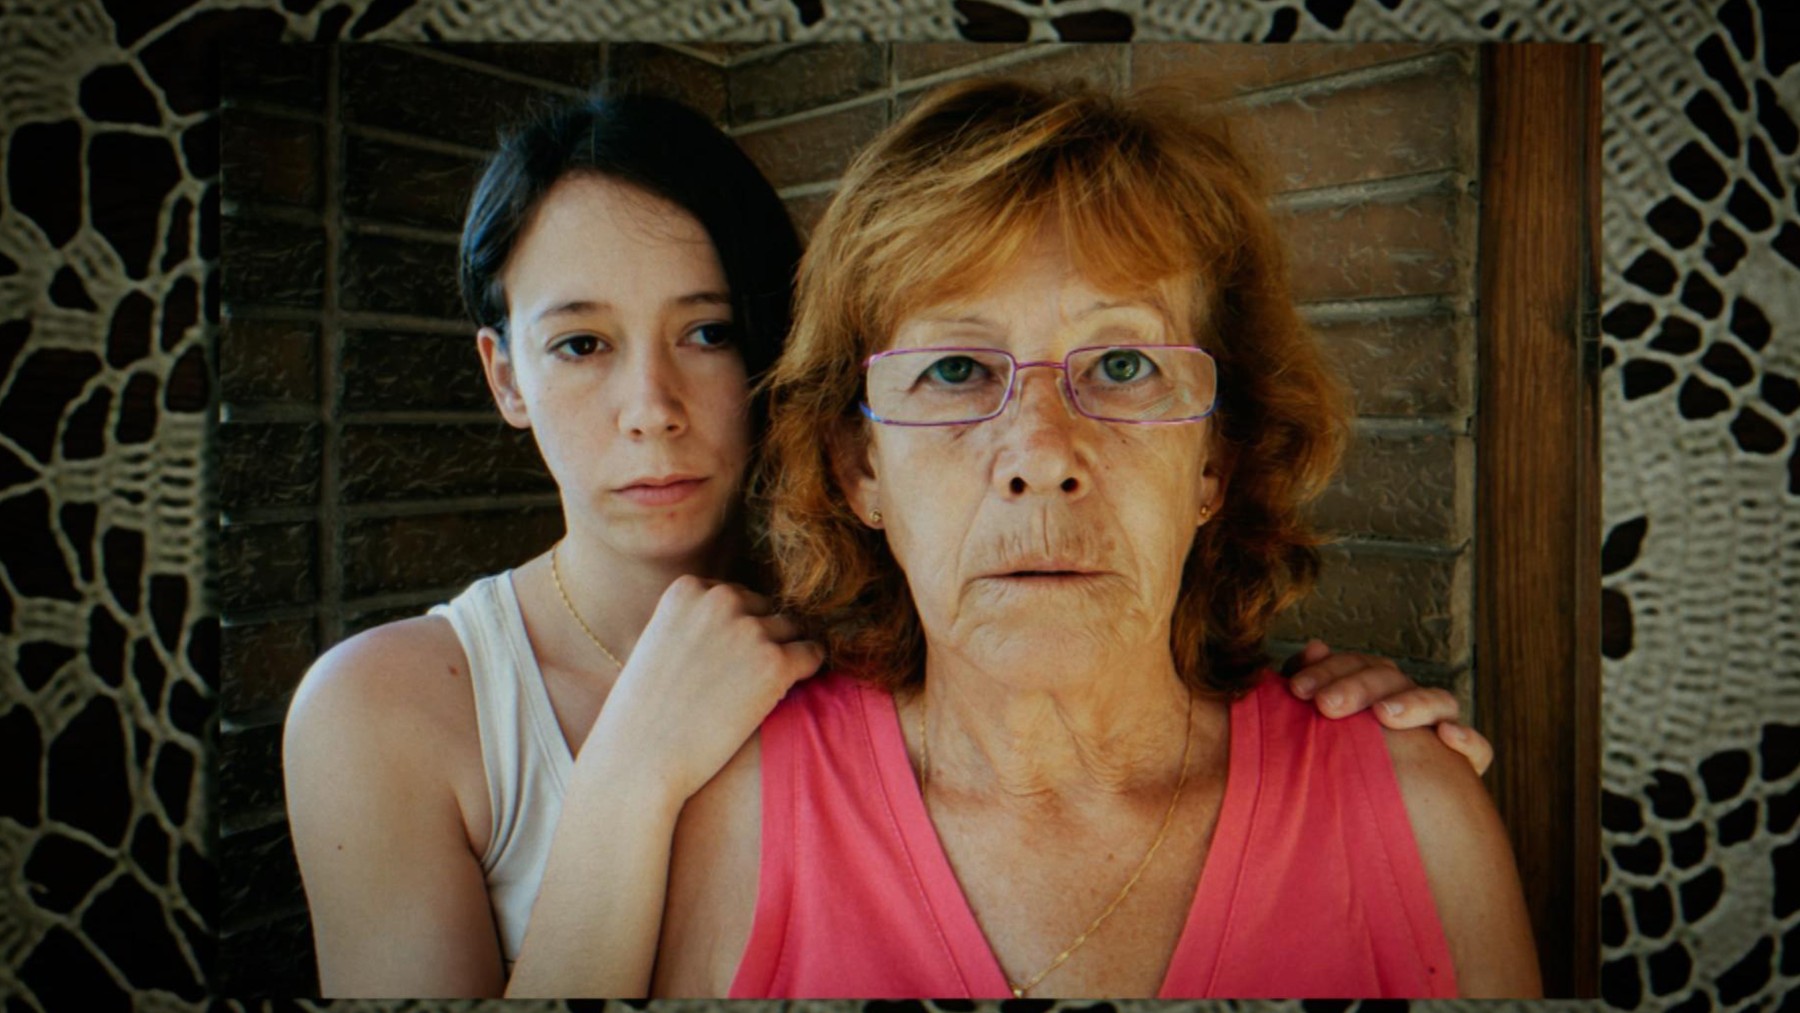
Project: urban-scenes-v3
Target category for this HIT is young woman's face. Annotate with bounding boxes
[480,174,752,567]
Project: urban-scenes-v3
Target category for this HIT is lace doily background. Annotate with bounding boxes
[0,0,1794,1010]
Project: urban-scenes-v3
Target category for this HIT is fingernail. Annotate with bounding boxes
[1321,690,1342,712]
[1382,701,1403,717]
[1292,676,1315,696]
[1447,724,1467,741]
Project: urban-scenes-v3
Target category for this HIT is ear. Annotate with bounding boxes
[1196,445,1230,526]
[827,420,882,527]
[477,327,530,429]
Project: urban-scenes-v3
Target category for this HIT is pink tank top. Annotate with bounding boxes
[730,671,1458,998]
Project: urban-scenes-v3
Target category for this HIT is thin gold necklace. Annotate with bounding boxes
[916,684,1196,998]
[549,541,624,670]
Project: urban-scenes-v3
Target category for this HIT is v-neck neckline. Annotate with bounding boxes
[857,680,1262,999]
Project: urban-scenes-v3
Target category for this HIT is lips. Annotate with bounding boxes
[615,474,707,506]
[979,569,1109,594]
[984,558,1107,580]
[977,529,1117,584]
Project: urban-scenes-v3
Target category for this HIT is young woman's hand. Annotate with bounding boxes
[585,575,823,801]
[1283,639,1494,776]
[508,577,820,998]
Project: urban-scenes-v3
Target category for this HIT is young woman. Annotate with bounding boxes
[282,91,1491,999]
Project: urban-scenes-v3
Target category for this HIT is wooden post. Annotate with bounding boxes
[1475,43,1602,998]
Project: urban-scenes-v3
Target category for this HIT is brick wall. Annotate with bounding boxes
[217,42,1479,994]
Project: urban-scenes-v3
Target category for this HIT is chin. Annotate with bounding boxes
[955,621,1124,677]
[965,573,1134,614]
[946,586,1162,669]
[607,504,733,564]
[643,522,728,561]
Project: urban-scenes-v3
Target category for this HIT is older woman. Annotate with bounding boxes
[640,79,1541,998]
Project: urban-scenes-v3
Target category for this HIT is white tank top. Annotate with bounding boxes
[428,571,572,972]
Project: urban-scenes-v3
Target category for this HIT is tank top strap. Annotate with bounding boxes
[732,674,1007,998]
[1166,673,1457,997]
[428,572,571,872]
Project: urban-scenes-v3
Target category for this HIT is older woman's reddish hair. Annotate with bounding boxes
[757,77,1348,694]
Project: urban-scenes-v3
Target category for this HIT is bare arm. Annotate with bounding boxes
[501,695,688,997]
[653,737,762,997]
[503,577,818,998]
[1385,725,1542,997]
[283,620,505,997]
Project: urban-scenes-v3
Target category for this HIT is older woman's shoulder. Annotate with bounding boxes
[1235,670,1428,791]
[758,670,905,767]
[1381,722,1543,995]
[1239,667,1383,735]
[1380,723,1476,784]
[770,668,887,717]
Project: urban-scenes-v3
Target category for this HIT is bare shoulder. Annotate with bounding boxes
[1380,723,1508,891]
[1381,724,1542,997]
[286,614,472,748]
[655,733,762,996]
[1381,723,1486,807]
[283,613,507,996]
[283,613,486,828]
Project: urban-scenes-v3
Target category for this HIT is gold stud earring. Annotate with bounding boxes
[870,508,882,525]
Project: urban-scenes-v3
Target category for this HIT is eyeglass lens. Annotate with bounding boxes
[864,347,1216,424]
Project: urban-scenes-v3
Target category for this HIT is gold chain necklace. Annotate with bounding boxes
[549,541,624,670]
[916,684,1196,998]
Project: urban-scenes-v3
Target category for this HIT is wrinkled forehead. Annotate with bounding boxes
[878,228,1208,351]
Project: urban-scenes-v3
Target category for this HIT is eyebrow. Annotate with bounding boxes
[1075,298,1165,319]
[913,312,1002,330]
[915,298,1166,327]
[531,291,732,325]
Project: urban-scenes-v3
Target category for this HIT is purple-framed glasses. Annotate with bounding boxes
[860,345,1218,427]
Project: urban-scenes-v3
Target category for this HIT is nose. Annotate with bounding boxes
[616,345,688,438]
[995,366,1088,500]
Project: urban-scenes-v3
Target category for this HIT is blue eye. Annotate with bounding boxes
[924,355,983,384]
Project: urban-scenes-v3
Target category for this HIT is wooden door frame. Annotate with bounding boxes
[1475,43,1603,998]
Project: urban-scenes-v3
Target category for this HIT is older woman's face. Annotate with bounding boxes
[842,232,1223,683]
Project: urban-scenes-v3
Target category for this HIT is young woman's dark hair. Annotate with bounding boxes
[459,92,801,393]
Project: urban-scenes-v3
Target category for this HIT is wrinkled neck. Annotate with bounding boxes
[910,639,1201,803]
